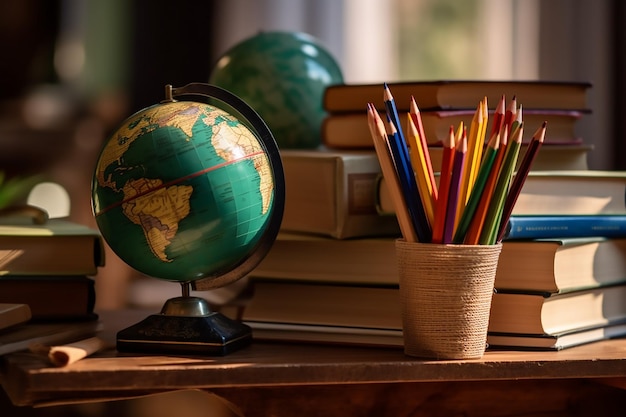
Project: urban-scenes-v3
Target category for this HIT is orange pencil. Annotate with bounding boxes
[431,125,456,243]
[464,121,508,244]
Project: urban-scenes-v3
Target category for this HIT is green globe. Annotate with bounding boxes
[92,98,280,284]
[209,31,344,149]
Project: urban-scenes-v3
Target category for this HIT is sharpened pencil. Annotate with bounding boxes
[457,100,483,221]
[480,122,523,244]
[444,128,467,243]
[496,121,547,242]
[432,126,456,243]
[465,122,509,245]
[406,113,435,227]
[409,97,438,203]
[367,103,419,242]
[383,85,431,242]
[452,130,500,244]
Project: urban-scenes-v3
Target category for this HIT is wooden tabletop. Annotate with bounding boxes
[2,309,626,407]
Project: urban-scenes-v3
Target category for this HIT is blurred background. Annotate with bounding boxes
[0,0,623,414]
[0,0,622,329]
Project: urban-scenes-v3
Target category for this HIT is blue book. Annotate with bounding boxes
[503,214,626,240]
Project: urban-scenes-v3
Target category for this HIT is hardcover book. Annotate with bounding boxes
[323,80,592,113]
[322,109,584,149]
[280,149,400,239]
[487,322,626,350]
[0,218,105,276]
[242,279,626,347]
[248,320,626,350]
[489,284,626,335]
[377,170,626,217]
[248,233,626,294]
[0,303,31,331]
[0,276,97,321]
[502,214,626,240]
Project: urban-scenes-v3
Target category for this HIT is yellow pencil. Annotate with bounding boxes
[409,97,438,203]
[406,114,435,227]
[457,101,481,213]
[468,97,488,191]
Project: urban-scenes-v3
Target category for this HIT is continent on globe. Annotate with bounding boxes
[122,177,193,262]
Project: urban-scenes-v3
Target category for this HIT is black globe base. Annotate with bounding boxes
[116,296,252,356]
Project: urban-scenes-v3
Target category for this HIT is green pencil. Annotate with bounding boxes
[479,123,523,244]
[452,131,500,244]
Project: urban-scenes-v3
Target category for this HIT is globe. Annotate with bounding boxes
[209,31,344,149]
[91,84,284,289]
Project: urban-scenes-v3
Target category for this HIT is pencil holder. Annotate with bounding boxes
[395,239,502,359]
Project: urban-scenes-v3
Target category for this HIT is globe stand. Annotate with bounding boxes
[116,282,252,355]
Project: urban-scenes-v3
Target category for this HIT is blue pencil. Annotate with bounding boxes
[385,114,431,243]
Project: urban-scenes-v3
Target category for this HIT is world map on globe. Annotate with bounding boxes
[92,100,275,282]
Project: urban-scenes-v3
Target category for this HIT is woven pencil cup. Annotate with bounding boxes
[395,240,502,359]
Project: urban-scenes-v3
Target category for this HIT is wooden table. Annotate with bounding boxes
[2,310,626,416]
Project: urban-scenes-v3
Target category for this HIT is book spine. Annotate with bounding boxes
[503,215,626,240]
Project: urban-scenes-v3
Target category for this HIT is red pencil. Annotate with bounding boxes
[503,95,517,132]
[490,95,506,139]
[431,125,456,243]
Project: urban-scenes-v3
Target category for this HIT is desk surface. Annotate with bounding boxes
[2,309,626,407]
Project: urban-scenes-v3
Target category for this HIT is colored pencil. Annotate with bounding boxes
[452,130,500,244]
[406,113,435,227]
[432,126,456,243]
[444,128,467,243]
[464,122,509,244]
[383,83,405,143]
[479,122,523,245]
[504,95,517,132]
[367,103,419,242]
[457,100,483,218]
[409,97,438,203]
[385,114,431,242]
[496,121,547,242]
[490,95,506,139]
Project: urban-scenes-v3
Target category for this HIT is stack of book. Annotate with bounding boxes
[240,233,626,350]
[222,80,626,351]
[0,217,105,355]
[235,168,626,349]
[321,80,593,171]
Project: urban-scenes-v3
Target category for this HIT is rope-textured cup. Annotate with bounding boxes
[395,239,502,359]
